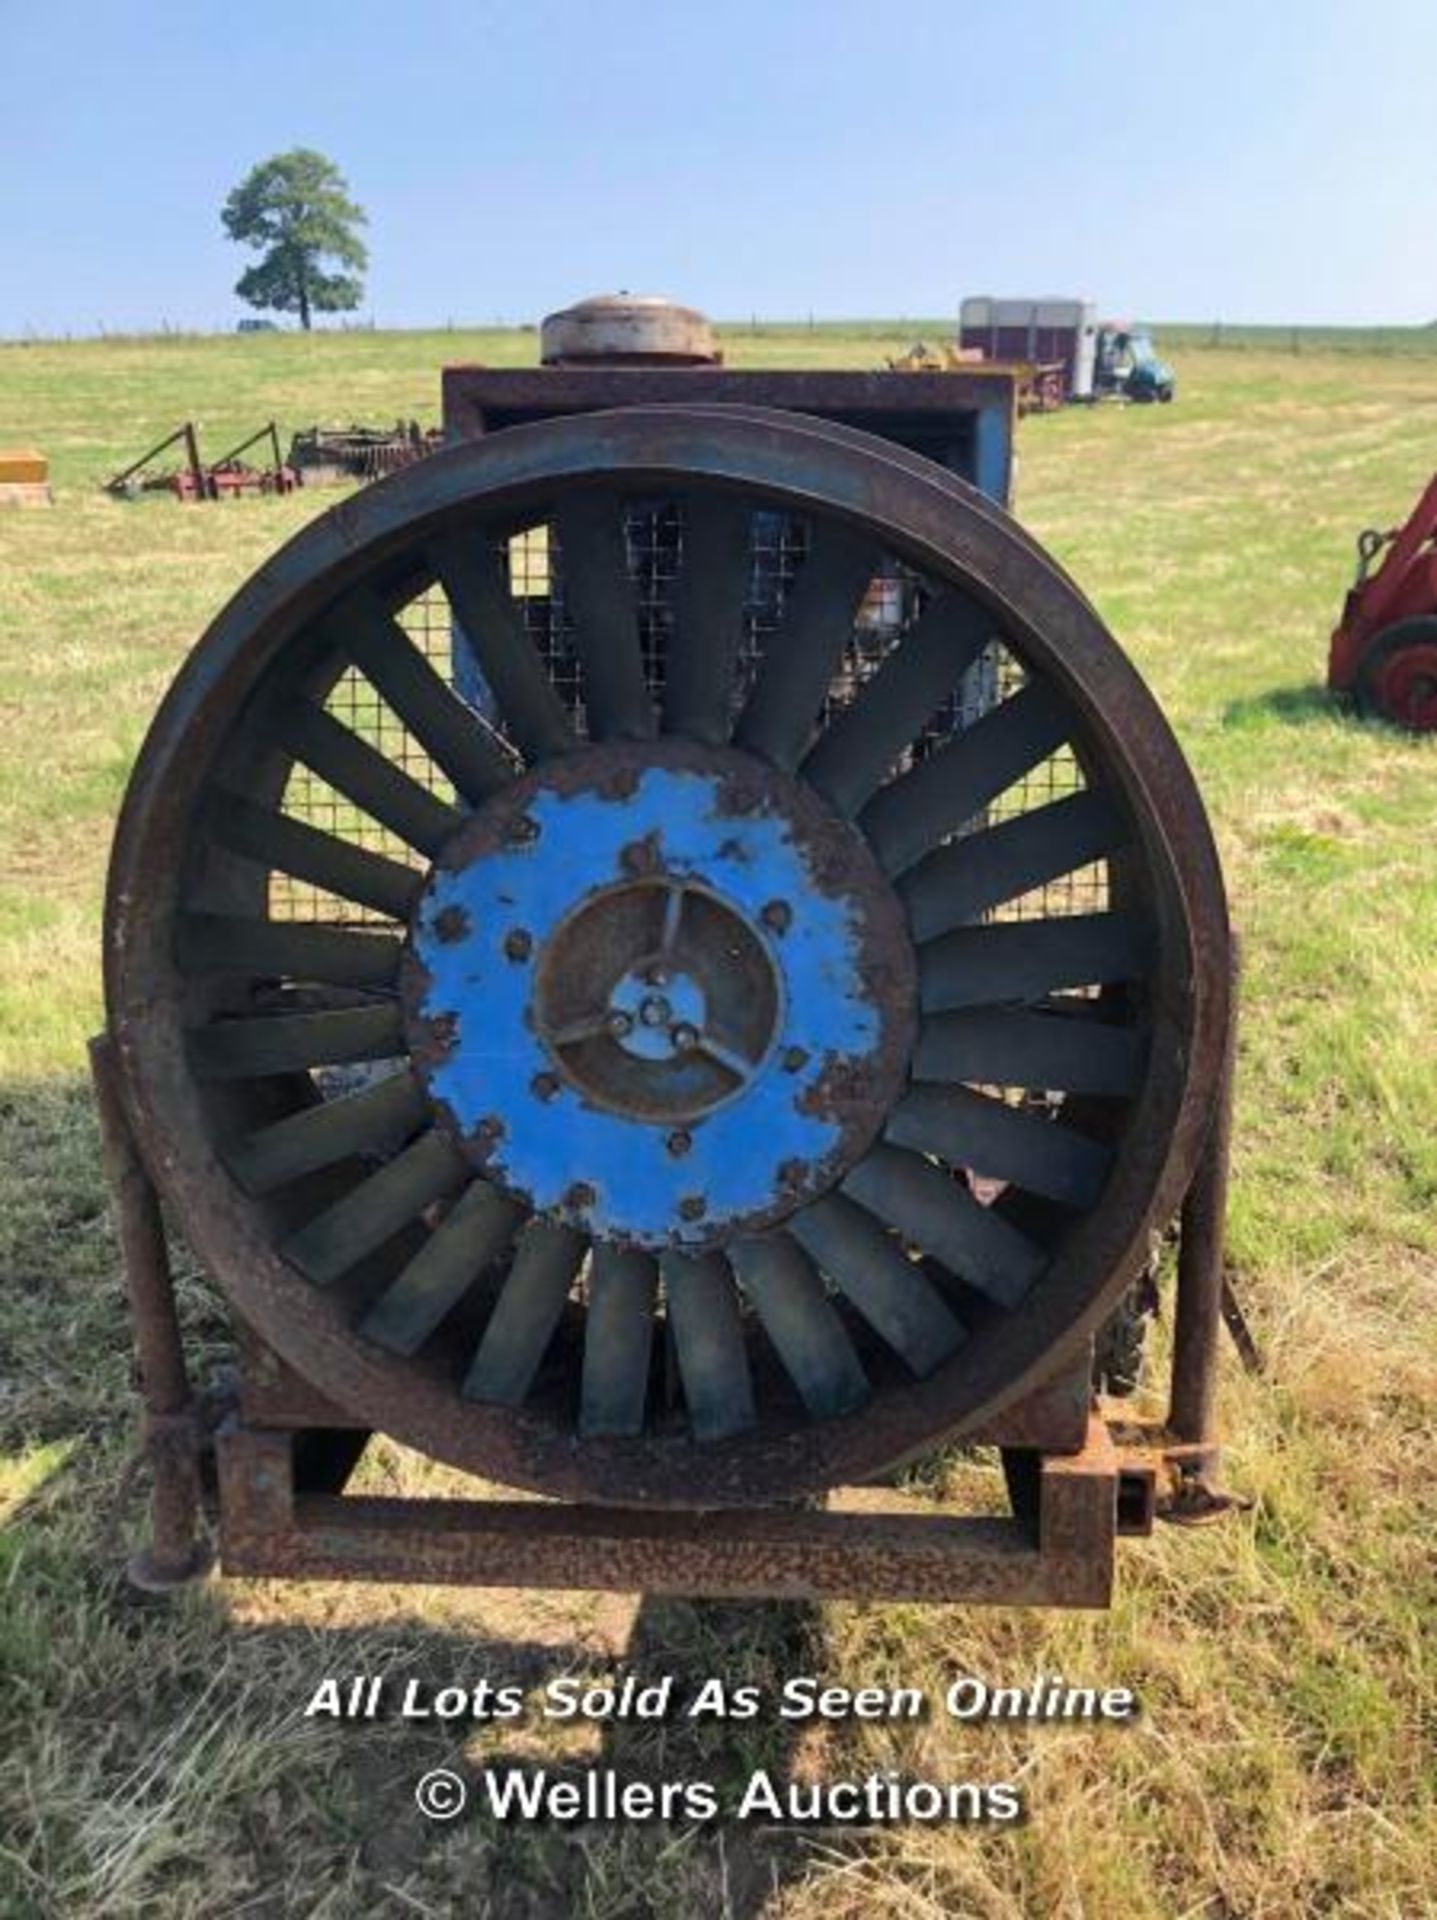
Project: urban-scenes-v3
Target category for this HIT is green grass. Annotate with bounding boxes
[1158,321,1437,356]
[1,327,1435,1917]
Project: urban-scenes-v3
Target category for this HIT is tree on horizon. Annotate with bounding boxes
[222,149,368,331]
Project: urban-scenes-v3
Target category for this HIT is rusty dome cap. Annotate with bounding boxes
[540,293,719,366]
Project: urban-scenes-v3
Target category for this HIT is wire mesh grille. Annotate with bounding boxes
[968,646,1108,924]
[271,595,455,923]
[272,499,1106,925]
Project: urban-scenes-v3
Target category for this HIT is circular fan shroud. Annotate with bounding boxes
[104,406,1230,1508]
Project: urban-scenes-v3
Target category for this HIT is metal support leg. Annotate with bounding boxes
[1168,938,1241,1480]
[90,1033,213,1591]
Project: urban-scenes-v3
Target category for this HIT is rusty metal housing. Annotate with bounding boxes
[97,332,1235,1604]
[540,293,720,367]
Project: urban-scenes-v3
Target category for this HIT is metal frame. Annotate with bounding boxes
[441,366,1019,507]
[212,1413,1129,1606]
[90,1034,213,1591]
[105,422,206,501]
[91,962,1238,1604]
[103,420,297,503]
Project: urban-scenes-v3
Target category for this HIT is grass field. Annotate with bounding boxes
[1,324,1434,1918]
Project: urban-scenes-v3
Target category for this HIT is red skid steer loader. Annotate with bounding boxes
[1330,472,1437,731]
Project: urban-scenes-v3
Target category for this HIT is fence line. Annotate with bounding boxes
[1162,321,1437,357]
[6,317,1437,355]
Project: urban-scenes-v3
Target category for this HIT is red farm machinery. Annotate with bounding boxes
[1330,472,1437,732]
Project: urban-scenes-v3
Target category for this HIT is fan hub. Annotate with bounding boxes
[591,948,753,1082]
[402,740,917,1249]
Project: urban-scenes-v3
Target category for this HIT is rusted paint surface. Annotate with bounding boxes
[234,1316,1097,1454]
[90,1033,212,1589]
[540,294,719,368]
[218,1416,1119,1607]
[1169,939,1242,1474]
[401,739,918,1251]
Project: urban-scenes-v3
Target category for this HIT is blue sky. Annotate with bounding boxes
[3,0,1433,335]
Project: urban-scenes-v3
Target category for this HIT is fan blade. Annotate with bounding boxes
[429,533,577,761]
[207,790,421,921]
[914,1005,1146,1096]
[888,1085,1113,1210]
[843,1145,1045,1308]
[801,589,991,815]
[788,1194,966,1375]
[275,700,462,859]
[860,682,1071,878]
[225,1071,426,1193]
[328,592,514,803]
[920,913,1151,1013]
[663,494,753,744]
[189,1005,404,1079]
[360,1181,522,1357]
[734,526,883,769]
[176,915,401,989]
[554,492,655,740]
[281,1130,469,1286]
[900,789,1127,941]
[463,1221,586,1405]
[729,1236,869,1419]
[662,1252,756,1442]
[579,1246,658,1437]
